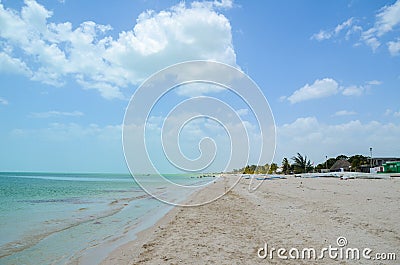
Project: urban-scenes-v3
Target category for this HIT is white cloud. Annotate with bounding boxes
[175,83,226,97]
[388,38,400,56]
[342,80,380,96]
[287,78,339,104]
[7,122,124,172]
[366,80,382,85]
[362,35,381,52]
[311,30,332,41]
[192,0,234,9]
[0,52,31,76]
[212,0,233,9]
[345,25,363,40]
[311,1,400,55]
[236,108,249,116]
[385,108,393,116]
[275,117,400,163]
[384,108,400,118]
[334,18,354,35]
[286,78,378,103]
[374,0,400,36]
[12,122,121,142]
[361,0,400,52]
[333,110,357,116]
[125,108,274,172]
[342,85,364,96]
[311,18,354,41]
[29,110,83,118]
[0,0,236,99]
[0,96,8,105]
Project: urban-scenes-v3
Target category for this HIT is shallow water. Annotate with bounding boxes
[0,172,210,264]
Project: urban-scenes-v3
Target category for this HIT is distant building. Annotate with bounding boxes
[330,160,351,172]
[382,161,400,173]
[372,157,400,167]
[361,157,400,173]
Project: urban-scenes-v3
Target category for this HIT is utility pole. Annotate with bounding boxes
[325,155,328,170]
[370,147,373,169]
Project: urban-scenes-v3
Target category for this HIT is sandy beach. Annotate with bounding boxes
[102,176,400,264]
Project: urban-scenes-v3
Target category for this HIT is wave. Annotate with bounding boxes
[0,193,153,260]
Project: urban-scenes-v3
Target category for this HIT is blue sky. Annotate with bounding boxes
[0,0,399,173]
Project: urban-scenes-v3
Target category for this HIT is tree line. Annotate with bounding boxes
[232,153,371,174]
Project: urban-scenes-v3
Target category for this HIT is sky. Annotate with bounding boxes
[0,0,399,173]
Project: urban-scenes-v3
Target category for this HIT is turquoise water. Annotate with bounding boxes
[0,172,208,264]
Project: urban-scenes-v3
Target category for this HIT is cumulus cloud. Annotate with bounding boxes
[275,117,400,163]
[192,0,233,9]
[29,110,83,118]
[342,85,364,96]
[287,78,339,104]
[285,78,381,103]
[0,0,237,99]
[213,0,233,8]
[0,51,31,76]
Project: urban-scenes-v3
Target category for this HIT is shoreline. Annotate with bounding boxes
[100,174,236,265]
[72,175,228,265]
[101,175,399,264]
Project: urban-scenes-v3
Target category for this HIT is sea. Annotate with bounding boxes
[0,172,210,265]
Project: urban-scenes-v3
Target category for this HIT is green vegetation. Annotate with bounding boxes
[282,157,290,175]
[232,153,372,174]
[291,153,312,173]
[233,163,278,174]
[315,154,370,172]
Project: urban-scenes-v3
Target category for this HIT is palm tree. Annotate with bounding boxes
[268,163,278,174]
[291,153,312,173]
[282,158,290,174]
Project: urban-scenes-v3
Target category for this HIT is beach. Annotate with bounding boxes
[103,176,400,264]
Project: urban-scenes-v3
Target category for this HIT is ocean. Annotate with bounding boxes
[0,172,208,264]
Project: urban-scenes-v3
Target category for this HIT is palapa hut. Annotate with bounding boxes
[330,159,351,172]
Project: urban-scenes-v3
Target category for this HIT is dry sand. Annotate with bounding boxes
[102,176,400,264]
